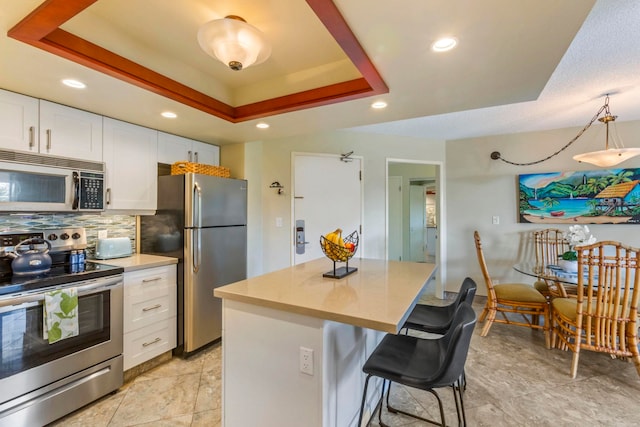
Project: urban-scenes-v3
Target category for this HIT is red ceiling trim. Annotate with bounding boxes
[44,29,236,120]
[305,0,388,93]
[8,0,388,123]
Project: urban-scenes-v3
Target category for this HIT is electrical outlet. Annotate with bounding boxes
[97,230,108,239]
[299,347,314,375]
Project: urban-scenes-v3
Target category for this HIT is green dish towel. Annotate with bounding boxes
[44,288,79,344]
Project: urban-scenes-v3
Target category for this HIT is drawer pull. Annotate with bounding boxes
[142,304,162,312]
[142,337,161,347]
[142,277,162,283]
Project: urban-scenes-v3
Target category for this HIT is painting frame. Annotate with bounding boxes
[518,168,640,224]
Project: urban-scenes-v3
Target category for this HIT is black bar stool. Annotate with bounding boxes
[358,303,477,427]
[402,277,477,335]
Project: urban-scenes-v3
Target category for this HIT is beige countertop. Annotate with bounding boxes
[90,254,178,272]
[214,258,437,333]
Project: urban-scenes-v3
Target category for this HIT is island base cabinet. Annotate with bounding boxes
[221,300,384,427]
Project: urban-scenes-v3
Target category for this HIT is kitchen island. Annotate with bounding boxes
[214,257,437,427]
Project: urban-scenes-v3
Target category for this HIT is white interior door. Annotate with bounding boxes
[409,185,427,262]
[293,154,362,265]
[388,176,403,261]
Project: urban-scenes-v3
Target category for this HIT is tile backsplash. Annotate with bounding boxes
[0,213,136,258]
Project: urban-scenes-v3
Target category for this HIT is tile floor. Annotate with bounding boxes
[52,298,640,427]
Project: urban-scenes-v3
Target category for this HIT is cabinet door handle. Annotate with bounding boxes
[46,129,52,151]
[142,277,162,283]
[194,152,199,163]
[188,150,192,162]
[106,188,111,205]
[142,337,161,347]
[142,303,162,312]
[28,126,35,149]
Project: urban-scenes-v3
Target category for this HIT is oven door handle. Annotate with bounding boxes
[0,275,123,309]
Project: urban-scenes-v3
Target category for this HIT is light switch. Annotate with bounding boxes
[492,216,500,225]
[275,217,283,227]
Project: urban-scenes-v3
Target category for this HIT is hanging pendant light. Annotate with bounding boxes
[197,15,271,71]
[491,95,640,167]
[573,101,640,167]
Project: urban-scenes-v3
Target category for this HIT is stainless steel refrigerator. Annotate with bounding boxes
[140,173,247,353]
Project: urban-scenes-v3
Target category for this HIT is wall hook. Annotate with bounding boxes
[340,151,354,162]
[270,181,284,195]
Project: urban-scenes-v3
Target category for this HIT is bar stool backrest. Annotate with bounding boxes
[428,303,477,388]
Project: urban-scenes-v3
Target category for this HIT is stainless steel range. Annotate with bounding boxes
[0,228,124,426]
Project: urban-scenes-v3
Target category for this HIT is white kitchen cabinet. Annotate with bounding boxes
[0,89,39,152]
[103,117,157,212]
[123,265,177,371]
[157,131,219,165]
[192,140,219,165]
[38,100,103,161]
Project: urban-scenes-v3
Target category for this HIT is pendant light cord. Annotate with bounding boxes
[491,96,610,166]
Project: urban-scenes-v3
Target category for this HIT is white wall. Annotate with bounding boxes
[244,130,445,276]
[445,119,640,295]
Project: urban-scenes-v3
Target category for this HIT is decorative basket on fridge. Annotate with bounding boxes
[320,230,358,279]
[171,161,230,178]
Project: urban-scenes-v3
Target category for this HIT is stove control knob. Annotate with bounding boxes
[47,233,58,241]
[60,233,70,240]
[72,232,81,240]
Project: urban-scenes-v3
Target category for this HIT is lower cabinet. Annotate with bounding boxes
[123,264,177,371]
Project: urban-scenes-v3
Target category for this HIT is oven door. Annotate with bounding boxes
[0,275,123,406]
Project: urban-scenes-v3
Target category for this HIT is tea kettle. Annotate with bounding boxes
[8,238,52,276]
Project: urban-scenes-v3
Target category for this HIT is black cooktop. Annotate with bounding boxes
[0,261,124,297]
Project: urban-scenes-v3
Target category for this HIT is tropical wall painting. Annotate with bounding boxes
[518,168,640,224]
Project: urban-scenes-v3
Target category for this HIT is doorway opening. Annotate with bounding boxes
[386,159,443,297]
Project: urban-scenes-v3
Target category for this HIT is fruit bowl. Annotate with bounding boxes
[320,230,359,263]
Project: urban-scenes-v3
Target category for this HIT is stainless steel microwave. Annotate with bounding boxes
[0,149,105,212]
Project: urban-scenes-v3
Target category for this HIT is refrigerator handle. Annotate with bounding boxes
[193,183,202,273]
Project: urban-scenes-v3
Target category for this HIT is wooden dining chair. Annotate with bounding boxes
[474,231,550,348]
[532,228,570,297]
[551,241,640,378]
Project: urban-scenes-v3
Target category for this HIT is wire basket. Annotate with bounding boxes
[320,230,359,262]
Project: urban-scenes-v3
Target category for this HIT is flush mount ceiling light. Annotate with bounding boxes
[491,95,640,167]
[62,79,85,89]
[197,15,271,71]
[161,111,177,118]
[431,37,458,52]
[371,101,387,109]
[256,122,269,129]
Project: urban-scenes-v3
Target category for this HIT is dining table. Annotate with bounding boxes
[513,261,582,298]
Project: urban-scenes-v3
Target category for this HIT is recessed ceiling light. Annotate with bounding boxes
[371,101,387,109]
[161,111,177,118]
[62,79,86,89]
[432,37,458,52]
[256,122,269,129]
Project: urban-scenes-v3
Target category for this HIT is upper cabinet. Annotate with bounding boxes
[39,100,103,162]
[157,132,219,166]
[0,89,38,152]
[0,89,103,162]
[103,118,157,212]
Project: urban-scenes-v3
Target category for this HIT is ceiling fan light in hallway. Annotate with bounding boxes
[197,15,272,71]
